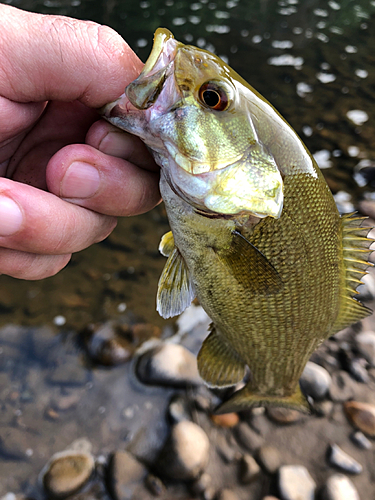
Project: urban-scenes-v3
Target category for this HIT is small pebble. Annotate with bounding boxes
[328,444,362,474]
[328,371,355,402]
[321,473,360,500]
[41,450,95,498]
[107,450,148,500]
[257,445,282,474]
[136,343,202,387]
[349,357,369,383]
[351,430,372,450]
[278,465,316,500]
[190,472,212,496]
[312,400,333,417]
[168,394,191,423]
[157,421,210,480]
[240,454,261,483]
[263,497,281,500]
[217,489,240,500]
[234,422,264,452]
[266,407,302,424]
[355,331,375,366]
[344,400,375,436]
[300,361,332,400]
[210,412,239,427]
[145,474,165,496]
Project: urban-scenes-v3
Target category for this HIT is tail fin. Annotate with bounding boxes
[215,384,310,415]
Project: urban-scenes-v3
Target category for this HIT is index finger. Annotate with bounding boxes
[0,4,143,107]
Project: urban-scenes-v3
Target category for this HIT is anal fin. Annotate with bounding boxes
[157,246,195,319]
[215,383,310,415]
[197,324,246,388]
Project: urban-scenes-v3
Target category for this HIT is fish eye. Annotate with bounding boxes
[198,82,229,111]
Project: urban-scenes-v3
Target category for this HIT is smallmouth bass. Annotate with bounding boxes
[101,29,373,413]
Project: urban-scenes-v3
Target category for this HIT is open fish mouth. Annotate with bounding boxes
[126,28,181,110]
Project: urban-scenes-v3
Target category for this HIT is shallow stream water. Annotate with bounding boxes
[1,0,375,496]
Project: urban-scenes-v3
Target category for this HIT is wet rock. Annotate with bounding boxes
[348,357,369,383]
[107,450,148,500]
[41,450,95,498]
[266,407,302,424]
[355,331,375,366]
[300,361,332,400]
[344,400,375,436]
[328,444,362,474]
[217,489,240,500]
[157,421,209,480]
[234,422,264,453]
[145,474,165,497]
[84,323,133,366]
[257,445,282,474]
[278,465,316,500]
[216,433,238,463]
[263,497,281,500]
[351,431,372,450]
[168,394,191,424]
[321,473,360,500]
[328,371,355,402]
[136,343,201,387]
[240,454,261,483]
[312,400,333,417]
[210,412,239,428]
[0,427,35,460]
[190,472,212,496]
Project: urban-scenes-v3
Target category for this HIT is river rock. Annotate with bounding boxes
[300,361,332,400]
[328,371,355,402]
[355,331,375,366]
[321,473,360,500]
[168,394,191,423]
[351,430,372,449]
[266,407,302,424]
[107,450,148,500]
[41,450,95,498]
[348,357,369,383]
[278,465,316,500]
[328,444,363,474]
[344,400,375,436]
[217,489,240,500]
[257,445,282,474]
[234,422,264,453]
[157,421,209,480]
[210,412,239,428]
[136,343,201,387]
[240,454,261,483]
[84,322,133,366]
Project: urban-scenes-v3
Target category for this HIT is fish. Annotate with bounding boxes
[101,28,373,413]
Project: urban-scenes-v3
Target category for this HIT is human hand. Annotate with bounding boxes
[0,5,160,280]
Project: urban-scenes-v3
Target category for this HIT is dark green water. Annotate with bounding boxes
[1,0,375,330]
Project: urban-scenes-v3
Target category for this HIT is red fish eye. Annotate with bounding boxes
[199,82,229,111]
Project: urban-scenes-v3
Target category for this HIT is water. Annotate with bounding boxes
[1,0,375,495]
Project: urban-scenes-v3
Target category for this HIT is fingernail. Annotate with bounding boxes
[0,196,23,236]
[61,162,100,199]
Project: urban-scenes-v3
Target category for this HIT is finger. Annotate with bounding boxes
[0,5,143,107]
[86,120,158,172]
[46,144,161,217]
[0,248,71,280]
[0,178,117,255]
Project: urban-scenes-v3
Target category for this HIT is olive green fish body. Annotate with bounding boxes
[102,29,373,413]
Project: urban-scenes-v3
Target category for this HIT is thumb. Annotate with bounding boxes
[0,4,143,107]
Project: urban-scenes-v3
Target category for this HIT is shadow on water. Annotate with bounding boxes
[1,0,375,496]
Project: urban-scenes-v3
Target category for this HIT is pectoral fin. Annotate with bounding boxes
[157,246,195,319]
[216,230,282,295]
[197,324,246,388]
[159,231,175,257]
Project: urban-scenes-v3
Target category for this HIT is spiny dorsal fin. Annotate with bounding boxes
[157,246,195,319]
[216,230,283,295]
[159,231,175,257]
[332,213,374,333]
[197,323,246,388]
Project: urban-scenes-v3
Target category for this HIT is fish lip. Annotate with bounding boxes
[125,29,181,110]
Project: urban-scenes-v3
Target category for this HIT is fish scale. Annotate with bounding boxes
[101,28,373,413]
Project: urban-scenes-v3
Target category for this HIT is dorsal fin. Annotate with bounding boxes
[332,213,374,333]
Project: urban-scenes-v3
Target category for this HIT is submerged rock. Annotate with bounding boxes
[321,474,360,500]
[136,343,202,387]
[40,450,95,498]
[257,445,282,474]
[351,431,372,450]
[328,371,355,402]
[328,444,363,474]
[107,450,148,500]
[278,465,316,500]
[240,454,261,483]
[234,422,264,453]
[355,331,375,366]
[157,421,210,480]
